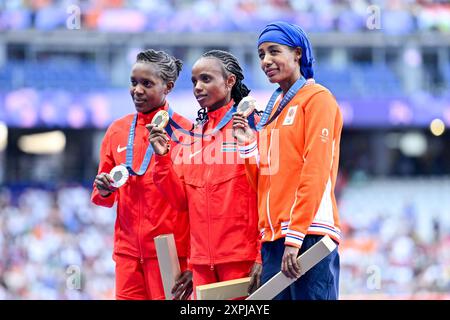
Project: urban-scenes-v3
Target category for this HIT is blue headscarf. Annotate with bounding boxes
[257,21,314,79]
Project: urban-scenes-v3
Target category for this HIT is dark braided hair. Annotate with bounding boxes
[136,49,183,84]
[195,50,252,126]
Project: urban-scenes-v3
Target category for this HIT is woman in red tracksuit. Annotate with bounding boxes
[148,50,261,297]
[91,49,192,300]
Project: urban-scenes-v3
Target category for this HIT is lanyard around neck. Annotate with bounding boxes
[256,76,306,131]
[125,113,154,176]
[167,104,237,141]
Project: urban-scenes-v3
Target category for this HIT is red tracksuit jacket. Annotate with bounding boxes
[91,103,191,261]
[153,100,261,267]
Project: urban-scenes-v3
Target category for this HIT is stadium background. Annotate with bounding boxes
[0,0,449,299]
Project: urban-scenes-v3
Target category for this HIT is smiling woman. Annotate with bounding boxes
[233,21,343,300]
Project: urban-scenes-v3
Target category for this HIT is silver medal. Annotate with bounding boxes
[109,165,129,188]
[237,96,256,117]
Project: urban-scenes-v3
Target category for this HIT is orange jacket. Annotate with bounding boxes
[153,100,261,266]
[91,103,191,261]
[239,83,343,248]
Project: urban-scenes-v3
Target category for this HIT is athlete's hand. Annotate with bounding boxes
[281,245,302,279]
[232,112,256,144]
[147,123,170,156]
[247,262,262,294]
[94,172,116,197]
[171,270,193,300]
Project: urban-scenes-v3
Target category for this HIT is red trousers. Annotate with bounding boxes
[114,253,188,300]
[192,260,254,299]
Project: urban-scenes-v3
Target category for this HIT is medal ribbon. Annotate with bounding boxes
[166,102,258,145]
[125,113,154,176]
[255,76,306,131]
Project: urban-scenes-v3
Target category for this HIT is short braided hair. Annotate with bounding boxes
[136,49,183,84]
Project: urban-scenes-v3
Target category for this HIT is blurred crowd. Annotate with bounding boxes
[0,185,116,299]
[338,176,450,298]
[0,178,448,299]
[0,0,449,33]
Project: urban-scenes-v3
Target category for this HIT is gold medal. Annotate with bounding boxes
[109,165,129,188]
[152,110,170,129]
[237,96,256,118]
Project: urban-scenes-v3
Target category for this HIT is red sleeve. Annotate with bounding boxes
[91,125,117,207]
[238,114,261,192]
[186,259,192,271]
[255,238,262,264]
[153,150,188,212]
[238,138,259,192]
[153,112,192,212]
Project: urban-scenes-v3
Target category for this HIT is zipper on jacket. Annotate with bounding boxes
[206,163,214,270]
[137,127,144,263]
[203,123,215,271]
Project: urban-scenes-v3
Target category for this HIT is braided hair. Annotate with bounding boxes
[195,50,252,126]
[136,49,183,84]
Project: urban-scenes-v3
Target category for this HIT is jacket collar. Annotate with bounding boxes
[206,100,234,125]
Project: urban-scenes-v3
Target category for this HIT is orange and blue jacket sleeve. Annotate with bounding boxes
[285,91,339,248]
[91,126,117,208]
[153,150,188,212]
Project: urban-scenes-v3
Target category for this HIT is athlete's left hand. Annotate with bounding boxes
[248,262,262,294]
[171,270,193,300]
[281,245,302,279]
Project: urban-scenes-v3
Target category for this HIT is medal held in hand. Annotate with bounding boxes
[150,109,171,152]
[237,96,256,118]
[109,164,129,188]
[152,110,170,128]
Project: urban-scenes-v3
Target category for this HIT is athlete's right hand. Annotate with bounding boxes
[94,172,116,197]
[147,123,170,156]
[232,112,256,144]
[171,270,193,300]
